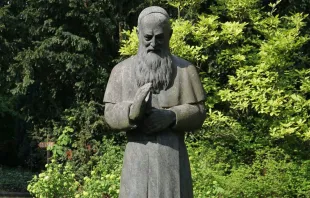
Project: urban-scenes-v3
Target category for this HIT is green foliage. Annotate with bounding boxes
[0,166,34,192]
[219,12,310,140]
[2,0,310,197]
[166,0,205,18]
[192,15,219,48]
[40,101,118,183]
[28,138,123,198]
[119,0,310,142]
[28,160,79,197]
[212,0,261,21]
[120,18,211,66]
[188,140,310,197]
[75,139,123,198]
[119,27,139,56]
[120,0,310,196]
[0,2,25,127]
[170,19,207,65]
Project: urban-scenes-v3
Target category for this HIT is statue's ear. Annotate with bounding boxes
[169,29,173,39]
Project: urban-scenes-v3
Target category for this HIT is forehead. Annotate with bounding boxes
[140,14,169,33]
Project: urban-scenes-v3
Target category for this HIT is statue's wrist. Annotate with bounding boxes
[129,104,136,121]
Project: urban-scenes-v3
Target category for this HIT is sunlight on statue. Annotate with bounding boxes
[104,6,206,198]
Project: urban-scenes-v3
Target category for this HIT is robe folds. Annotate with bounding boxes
[104,55,206,198]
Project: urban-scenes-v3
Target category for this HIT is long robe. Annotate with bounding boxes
[104,55,206,198]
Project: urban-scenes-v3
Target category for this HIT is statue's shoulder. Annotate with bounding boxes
[172,55,197,73]
[107,56,137,86]
[112,56,136,73]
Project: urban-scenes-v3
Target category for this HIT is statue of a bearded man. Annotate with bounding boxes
[104,6,206,198]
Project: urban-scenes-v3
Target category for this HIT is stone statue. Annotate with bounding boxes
[103,6,206,198]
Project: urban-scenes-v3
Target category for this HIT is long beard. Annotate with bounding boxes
[135,48,173,93]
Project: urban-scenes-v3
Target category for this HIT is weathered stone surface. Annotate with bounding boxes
[104,6,206,198]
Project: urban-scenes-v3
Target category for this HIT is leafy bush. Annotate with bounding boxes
[27,137,123,198]
[24,0,310,197]
[187,140,310,197]
[27,160,79,197]
[120,0,310,197]
[75,143,122,198]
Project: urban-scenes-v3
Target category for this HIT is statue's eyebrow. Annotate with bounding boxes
[155,33,164,38]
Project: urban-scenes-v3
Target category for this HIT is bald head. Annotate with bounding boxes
[138,6,170,28]
[137,6,172,55]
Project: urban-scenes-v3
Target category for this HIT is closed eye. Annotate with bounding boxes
[155,34,164,40]
[144,35,152,41]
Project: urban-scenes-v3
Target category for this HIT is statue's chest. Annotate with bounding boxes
[121,66,181,108]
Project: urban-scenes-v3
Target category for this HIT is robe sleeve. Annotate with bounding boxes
[104,102,137,131]
[103,62,136,131]
[103,64,122,104]
[168,102,206,132]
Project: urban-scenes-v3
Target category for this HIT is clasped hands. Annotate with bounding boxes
[129,83,176,134]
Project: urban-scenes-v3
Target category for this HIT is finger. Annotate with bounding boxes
[142,83,152,94]
[143,82,152,89]
[135,83,150,97]
[145,92,150,102]
[139,89,151,102]
[135,83,152,102]
[139,83,152,92]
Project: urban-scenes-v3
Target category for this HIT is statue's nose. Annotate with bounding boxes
[150,37,156,47]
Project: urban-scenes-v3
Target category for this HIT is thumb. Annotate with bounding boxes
[145,91,151,102]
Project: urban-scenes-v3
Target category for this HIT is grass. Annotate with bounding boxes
[0,166,36,192]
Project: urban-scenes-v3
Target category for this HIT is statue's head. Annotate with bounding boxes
[135,6,173,93]
[137,6,172,55]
